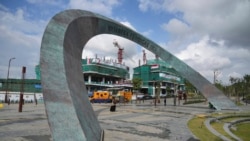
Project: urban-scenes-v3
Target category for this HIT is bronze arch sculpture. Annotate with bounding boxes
[40,9,238,141]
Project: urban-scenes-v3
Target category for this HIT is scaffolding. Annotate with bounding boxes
[133,58,185,96]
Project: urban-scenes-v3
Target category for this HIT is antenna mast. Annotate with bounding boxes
[143,50,146,65]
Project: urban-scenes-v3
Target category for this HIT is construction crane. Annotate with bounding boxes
[113,39,136,64]
[113,40,124,64]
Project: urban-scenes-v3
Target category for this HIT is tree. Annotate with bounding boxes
[185,80,198,95]
[243,75,250,93]
[243,74,250,100]
[132,78,142,103]
[229,77,242,103]
[214,81,234,98]
[227,74,250,103]
[132,78,142,91]
[214,82,224,92]
[166,85,172,95]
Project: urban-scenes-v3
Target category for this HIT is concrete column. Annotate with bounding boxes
[102,77,105,84]
[88,75,91,84]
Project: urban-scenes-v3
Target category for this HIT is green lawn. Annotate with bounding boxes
[231,122,250,141]
[211,118,238,141]
[188,113,250,141]
[188,117,222,141]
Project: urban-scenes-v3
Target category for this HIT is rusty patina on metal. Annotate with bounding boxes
[40,9,238,141]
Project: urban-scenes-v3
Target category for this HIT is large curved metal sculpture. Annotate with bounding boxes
[40,9,238,141]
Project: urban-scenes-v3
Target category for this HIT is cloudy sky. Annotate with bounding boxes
[0,0,249,85]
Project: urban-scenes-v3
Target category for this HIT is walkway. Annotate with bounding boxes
[0,98,249,141]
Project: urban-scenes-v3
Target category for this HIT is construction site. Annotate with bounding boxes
[0,40,185,103]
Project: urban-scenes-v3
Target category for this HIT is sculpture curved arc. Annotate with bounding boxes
[40,9,237,141]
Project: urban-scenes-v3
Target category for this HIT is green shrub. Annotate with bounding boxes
[245,95,250,100]
[183,99,205,105]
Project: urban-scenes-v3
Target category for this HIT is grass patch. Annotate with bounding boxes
[188,112,250,141]
[231,122,250,141]
[211,118,237,141]
[236,102,244,106]
[187,117,222,141]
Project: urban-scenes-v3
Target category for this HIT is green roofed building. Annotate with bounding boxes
[81,57,132,93]
[34,57,132,94]
[133,58,185,96]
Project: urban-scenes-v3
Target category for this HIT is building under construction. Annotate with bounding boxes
[0,41,185,100]
[82,57,132,93]
[35,57,132,91]
[133,56,185,96]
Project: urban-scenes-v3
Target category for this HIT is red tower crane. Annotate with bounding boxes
[113,40,124,64]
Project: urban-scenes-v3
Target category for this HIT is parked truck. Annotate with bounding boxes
[89,91,112,103]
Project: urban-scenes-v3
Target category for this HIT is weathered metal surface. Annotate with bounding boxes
[40,9,238,141]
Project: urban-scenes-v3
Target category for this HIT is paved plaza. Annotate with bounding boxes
[0,98,249,141]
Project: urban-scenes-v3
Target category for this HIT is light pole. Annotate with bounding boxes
[5,57,15,103]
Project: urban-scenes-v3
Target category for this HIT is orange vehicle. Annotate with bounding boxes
[107,88,133,102]
[89,91,112,103]
[117,90,133,102]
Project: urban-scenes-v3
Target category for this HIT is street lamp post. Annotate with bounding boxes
[5,57,15,103]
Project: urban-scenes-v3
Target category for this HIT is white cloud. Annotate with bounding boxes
[138,0,250,84]
[120,21,136,31]
[177,36,231,70]
[139,0,250,48]
[142,0,250,48]
[175,36,250,83]
[83,34,138,63]
[68,0,121,16]
[26,0,64,6]
[0,0,249,85]
[0,7,45,79]
[138,0,163,12]
[0,4,8,11]
[161,18,190,37]
[0,8,46,34]
[141,29,153,37]
[228,72,242,79]
[0,1,136,79]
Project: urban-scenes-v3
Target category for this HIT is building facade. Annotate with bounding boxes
[35,57,132,93]
[0,57,185,101]
[133,58,185,96]
[0,79,43,103]
[81,58,132,93]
